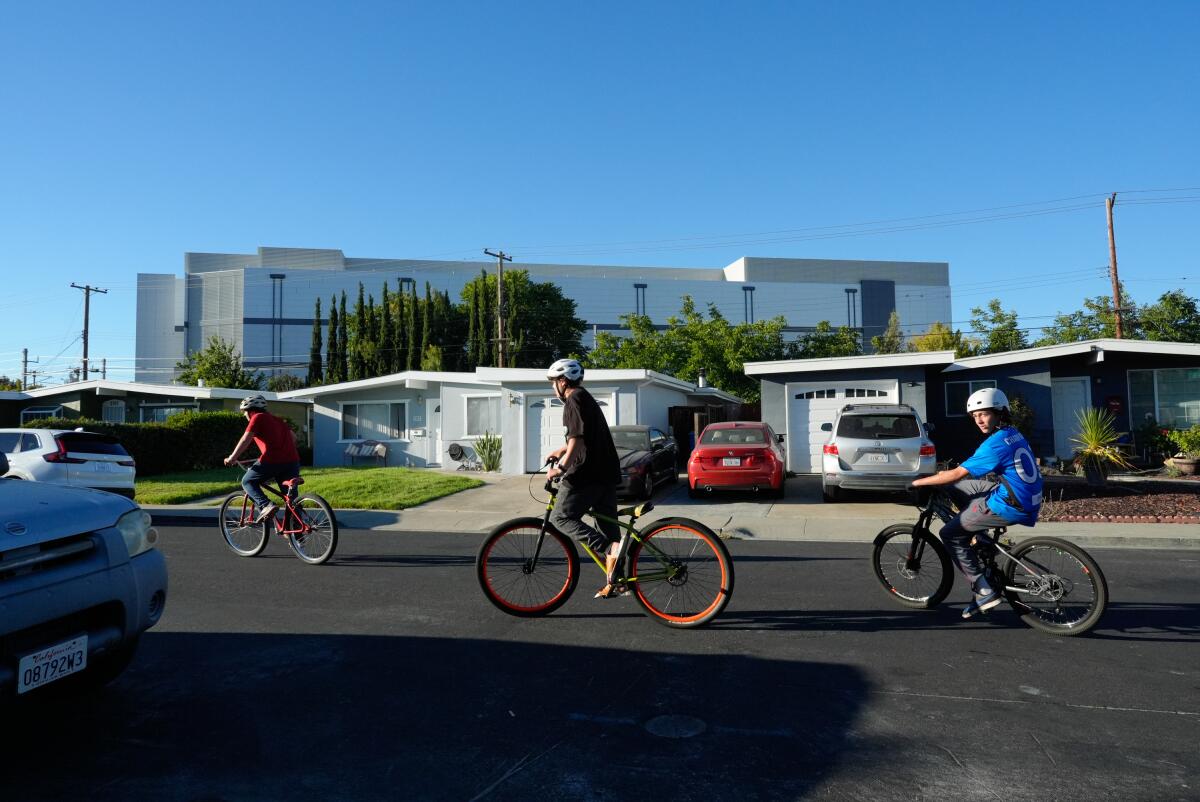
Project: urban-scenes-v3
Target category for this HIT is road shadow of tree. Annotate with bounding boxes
[1,633,870,802]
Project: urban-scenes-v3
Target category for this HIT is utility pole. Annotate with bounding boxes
[483,249,512,367]
[22,348,38,390]
[1106,193,1123,339]
[71,283,108,380]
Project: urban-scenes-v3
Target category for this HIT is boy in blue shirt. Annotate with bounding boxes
[911,388,1043,619]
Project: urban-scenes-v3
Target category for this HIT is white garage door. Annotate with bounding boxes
[786,381,898,472]
[524,394,616,472]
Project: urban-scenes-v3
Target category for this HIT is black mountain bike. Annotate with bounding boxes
[871,487,1108,636]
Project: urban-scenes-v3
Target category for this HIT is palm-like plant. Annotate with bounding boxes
[1071,407,1134,487]
[475,431,503,472]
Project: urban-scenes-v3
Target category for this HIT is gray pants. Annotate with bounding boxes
[551,478,620,552]
[938,478,1014,592]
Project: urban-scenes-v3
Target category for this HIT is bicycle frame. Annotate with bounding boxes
[233,462,311,536]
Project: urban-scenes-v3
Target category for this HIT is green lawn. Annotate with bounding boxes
[135,466,485,509]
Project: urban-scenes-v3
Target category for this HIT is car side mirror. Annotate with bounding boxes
[820,423,832,432]
[776,434,785,443]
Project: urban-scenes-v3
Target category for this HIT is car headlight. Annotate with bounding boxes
[117,509,159,558]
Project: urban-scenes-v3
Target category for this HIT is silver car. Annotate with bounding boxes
[820,404,936,501]
[0,452,166,699]
[0,428,137,499]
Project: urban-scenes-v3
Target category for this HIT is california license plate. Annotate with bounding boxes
[17,635,88,694]
[722,457,741,466]
[865,453,888,463]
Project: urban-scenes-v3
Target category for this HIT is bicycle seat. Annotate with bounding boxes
[281,477,305,488]
[616,501,654,518]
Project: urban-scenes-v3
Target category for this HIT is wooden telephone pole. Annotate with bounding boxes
[483,249,512,367]
[71,283,108,379]
[1105,193,1123,339]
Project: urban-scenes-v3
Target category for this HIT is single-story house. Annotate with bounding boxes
[746,339,1200,471]
[278,368,742,474]
[3,380,311,442]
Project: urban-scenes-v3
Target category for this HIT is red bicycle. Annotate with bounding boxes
[220,461,339,565]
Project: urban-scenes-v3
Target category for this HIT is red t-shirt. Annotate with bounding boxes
[246,411,300,464]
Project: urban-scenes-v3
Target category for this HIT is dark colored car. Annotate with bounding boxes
[610,425,678,500]
[688,421,786,499]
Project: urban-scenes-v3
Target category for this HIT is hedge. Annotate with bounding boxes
[22,411,249,476]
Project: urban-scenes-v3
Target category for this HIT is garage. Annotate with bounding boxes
[523,393,616,472]
[785,381,898,472]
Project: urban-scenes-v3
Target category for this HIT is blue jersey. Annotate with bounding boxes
[960,426,1043,525]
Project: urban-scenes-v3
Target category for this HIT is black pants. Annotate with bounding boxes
[551,478,620,552]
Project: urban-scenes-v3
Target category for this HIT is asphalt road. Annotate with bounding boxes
[4,524,1198,802]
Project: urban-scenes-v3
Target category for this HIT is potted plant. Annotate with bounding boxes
[1070,407,1135,488]
[1166,424,1200,476]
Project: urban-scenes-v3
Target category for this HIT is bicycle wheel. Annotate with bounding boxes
[871,524,953,609]
[287,494,339,565]
[219,492,268,557]
[477,517,580,616]
[628,517,734,628]
[1001,536,1108,636]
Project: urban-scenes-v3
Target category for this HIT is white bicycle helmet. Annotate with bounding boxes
[546,358,584,383]
[239,394,269,411]
[966,387,1009,414]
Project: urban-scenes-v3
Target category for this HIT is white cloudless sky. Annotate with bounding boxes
[1,1,1196,382]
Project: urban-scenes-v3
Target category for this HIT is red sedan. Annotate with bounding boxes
[687,421,786,499]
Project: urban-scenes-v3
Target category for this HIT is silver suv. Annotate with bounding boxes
[819,404,936,501]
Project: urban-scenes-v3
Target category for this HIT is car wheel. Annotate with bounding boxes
[640,475,654,501]
[823,485,841,503]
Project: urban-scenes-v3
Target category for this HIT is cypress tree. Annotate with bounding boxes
[466,283,477,370]
[326,296,339,383]
[350,283,367,381]
[337,292,349,383]
[476,271,490,366]
[379,282,394,374]
[419,282,432,368]
[307,298,323,386]
[405,283,418,370]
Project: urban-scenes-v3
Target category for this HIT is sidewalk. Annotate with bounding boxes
[144,473,1200,550]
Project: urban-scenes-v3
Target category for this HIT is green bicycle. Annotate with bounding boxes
[475,462,735,628]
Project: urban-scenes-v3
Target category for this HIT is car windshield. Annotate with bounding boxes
[700,428,766,445]
[836,415,920,440]
[611,430,650,451]
[56,433,130,455]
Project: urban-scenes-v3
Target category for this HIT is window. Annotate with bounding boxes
[1129,368,1200,429]
[342,402,407,441]
[944,380,997,416]
[102,399,127,423]
[140,404,197,423]
[837,414,919,439]
[20,405,63,423]
[466,396,501,437]
[795,389,836,400]
[0,433,19,453]
[845,388,886,398]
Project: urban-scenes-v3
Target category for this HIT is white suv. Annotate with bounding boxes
[0,428,137,498]
[820,403,937,501]
[0,452,167,699]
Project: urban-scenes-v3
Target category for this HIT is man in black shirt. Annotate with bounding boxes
[544,358,624,597]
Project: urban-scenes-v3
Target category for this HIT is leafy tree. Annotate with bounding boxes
[419,282,432,365]
[420,344,444,371]
[796,321,862,359]
[909,321,978,357]
[175,335,263,389]
[1035,288,1135,345]
[0,375,23,391]
[350,283,367,381]
[1138,289,1200,343]
[870,310,906,354]
[405,283,418,370]
[587,296,798,402]
[267,373,305,392]
[307,298,323,386]
[970,299,1028,354]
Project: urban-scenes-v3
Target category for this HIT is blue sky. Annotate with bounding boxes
[1,1,1196,383]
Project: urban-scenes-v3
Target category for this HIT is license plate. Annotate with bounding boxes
[17,635,88,694]
[721,457,741,466]
[865,453,889,463]
[93,462,110,472]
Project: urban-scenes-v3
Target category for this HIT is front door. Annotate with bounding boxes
[1051,377,1092,459]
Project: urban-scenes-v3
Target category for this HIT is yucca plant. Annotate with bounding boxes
[475,431,503,472]
[1070,407,1135,487]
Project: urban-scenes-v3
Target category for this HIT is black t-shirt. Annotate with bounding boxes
[562,387,620,486]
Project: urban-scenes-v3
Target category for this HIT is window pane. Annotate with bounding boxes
[102,401,126,423]
[1157,368,1200,428]
[971,380,997,392]
[342,404,359,440]
[1129,370,1156,427]
[946,382,970,415]
[355,403,390,440]
[391,403,406,437]
[467,397,500,436]
[0,433,19,453]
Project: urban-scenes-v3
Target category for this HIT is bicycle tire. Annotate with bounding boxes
[287,494,339,565]
[628,517,734,628]
[477,517,579,616]
[219,492,269,557]
[871,524,953,609]
[1001,536,1108,636]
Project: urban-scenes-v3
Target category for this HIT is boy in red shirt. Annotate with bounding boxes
[224,395,301,523]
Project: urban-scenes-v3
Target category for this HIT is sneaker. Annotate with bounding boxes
[253,503,279,524]
[594,583,631,599]
[961,589,1002,619]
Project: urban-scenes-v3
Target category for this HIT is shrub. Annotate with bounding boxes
[475,431,503,472]
[1167,424,1200,458]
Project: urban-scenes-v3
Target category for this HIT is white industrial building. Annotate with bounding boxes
[134,246,951,383]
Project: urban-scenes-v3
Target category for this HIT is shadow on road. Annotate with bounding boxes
[2,633,871,801]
